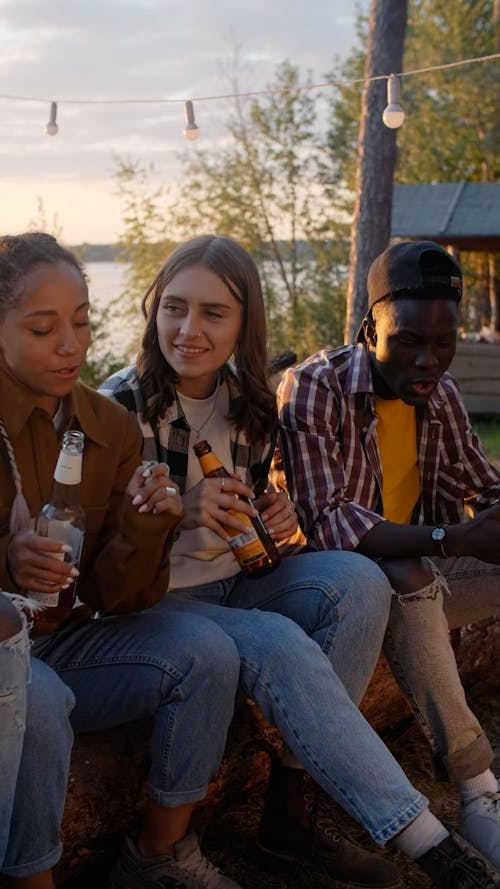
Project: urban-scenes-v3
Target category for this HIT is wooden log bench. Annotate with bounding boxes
[450,341,500,416]
[53,616,500,887]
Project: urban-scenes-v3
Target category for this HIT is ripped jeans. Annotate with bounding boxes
[0,595,30,867]
[383,556,500,782]
[0,593,75,878]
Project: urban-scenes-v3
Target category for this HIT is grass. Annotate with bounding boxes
[472,418,500,465]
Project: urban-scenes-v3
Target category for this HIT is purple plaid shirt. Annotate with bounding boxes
[277,344,500,552]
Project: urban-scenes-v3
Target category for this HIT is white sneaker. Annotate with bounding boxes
[111,831,242,889]
[460,791,500,869]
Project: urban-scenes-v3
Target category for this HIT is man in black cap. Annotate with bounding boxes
[277,240,500,870]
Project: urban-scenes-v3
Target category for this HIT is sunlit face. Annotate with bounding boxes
[366,297,458,405]
[0,260,91,415]
[156,264,243,398]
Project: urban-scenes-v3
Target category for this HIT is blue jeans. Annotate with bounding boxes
[31,609,241,807]
[0,597,30,869]
[1,595,75,879]
[151,550,429,844]
[384,555,500,781]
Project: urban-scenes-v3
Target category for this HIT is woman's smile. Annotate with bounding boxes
[156,264,242,398]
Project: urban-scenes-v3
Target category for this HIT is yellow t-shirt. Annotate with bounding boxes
[374,397,421,524]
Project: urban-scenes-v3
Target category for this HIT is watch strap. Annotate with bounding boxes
[435,523,448,558]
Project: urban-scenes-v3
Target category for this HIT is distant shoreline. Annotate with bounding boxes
[71,244,125,262]
[71,241,320,263]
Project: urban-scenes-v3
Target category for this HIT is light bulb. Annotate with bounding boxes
[382,74,404,129]
[46,101,59,136]
[183,100,199,140]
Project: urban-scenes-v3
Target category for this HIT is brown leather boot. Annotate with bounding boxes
[257,764,403,888]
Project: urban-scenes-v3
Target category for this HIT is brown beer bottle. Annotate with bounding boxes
[194,440,280,578]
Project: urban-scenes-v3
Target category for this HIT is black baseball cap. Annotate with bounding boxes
[357,241,462,343]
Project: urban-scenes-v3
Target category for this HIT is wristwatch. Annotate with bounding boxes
[431,525,448,558]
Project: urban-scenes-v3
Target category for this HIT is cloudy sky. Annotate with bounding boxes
[0,0,368,243]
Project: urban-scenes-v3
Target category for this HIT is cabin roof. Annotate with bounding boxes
[391,182,500,251]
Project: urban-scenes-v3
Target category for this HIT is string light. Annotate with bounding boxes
[382,74,404,129]
[183,100,199,140]
[0,51,497,138]
[45,101,58,135]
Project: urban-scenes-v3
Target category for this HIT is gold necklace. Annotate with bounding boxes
[180,376,221,442]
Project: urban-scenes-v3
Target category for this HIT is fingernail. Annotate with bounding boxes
[138,503,148,513]
[70,567,79,577]
[61,544,72,553]
[142,468,152,478]
[61,582,71,590]
[132,494,142,505]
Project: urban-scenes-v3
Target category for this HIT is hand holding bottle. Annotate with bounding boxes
[7,531,79,597]
[254,490,298,542]
[193,440,280,577]
[179,474,256,538]
[29,429,85,608]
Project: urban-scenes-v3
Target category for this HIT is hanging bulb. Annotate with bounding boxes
[46,101,59,135]
[382,74,405,129]
[183,100,199,140]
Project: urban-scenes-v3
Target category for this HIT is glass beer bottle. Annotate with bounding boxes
[32,430,86,610]
[194,439,280,578]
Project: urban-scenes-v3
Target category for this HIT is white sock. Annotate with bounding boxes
[392,808,449,860]
[459,768,498,805]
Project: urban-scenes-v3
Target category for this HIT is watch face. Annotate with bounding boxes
[432,527,445,542]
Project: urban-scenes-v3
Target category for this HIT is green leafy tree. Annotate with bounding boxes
[111,158,177,356]
[325,0,498,334]
[105,3,500,369]
[398,0,499,333]
[325,0,497,187]
[170,61,349,356]
[114,158,176,301]
[398,0,498,183]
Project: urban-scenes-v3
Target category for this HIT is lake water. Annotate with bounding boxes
[86,261,129,308]
[85,261,138,363]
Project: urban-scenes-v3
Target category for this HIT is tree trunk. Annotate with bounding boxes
[489,253,500,336]
[344,0,408,344]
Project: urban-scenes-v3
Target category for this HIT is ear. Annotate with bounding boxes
[363,316,377,347]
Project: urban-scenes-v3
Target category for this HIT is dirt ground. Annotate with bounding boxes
[65,678,500,889]
[199,678,500,889]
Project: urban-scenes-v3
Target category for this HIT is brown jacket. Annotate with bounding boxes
[0,364,179,632]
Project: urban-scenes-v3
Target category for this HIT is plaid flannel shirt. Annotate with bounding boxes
[277,343,500,552]
[99,364,276,497]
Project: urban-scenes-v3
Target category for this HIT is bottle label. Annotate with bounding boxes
[28,589,61,607]
[228,532,267,565]
[226,510,267,566]
[54,453,82,485]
